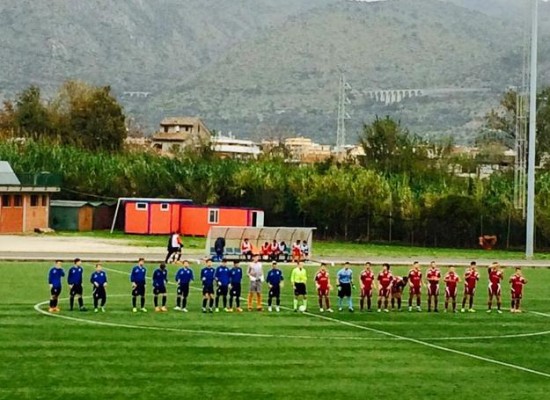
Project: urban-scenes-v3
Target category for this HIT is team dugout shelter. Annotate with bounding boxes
[111,197,264,236]
[206,226,315,260]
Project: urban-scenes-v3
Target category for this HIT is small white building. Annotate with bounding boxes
[211,134,261,159]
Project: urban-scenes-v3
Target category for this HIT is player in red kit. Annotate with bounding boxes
[359,262,376,312]
[487,262,504,314]
[444,266,461,313]
[408,262,423,312]
[461,262,479,313]
[377,263,393,313]
[315,263,333,313]
[426,261,441,313]
[509,267,527,313]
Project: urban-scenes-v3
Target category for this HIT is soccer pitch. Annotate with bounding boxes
[1,262,550,399]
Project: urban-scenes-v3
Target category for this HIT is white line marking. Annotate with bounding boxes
[530,311,550,318]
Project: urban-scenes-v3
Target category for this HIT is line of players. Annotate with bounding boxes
[47,257,528,314]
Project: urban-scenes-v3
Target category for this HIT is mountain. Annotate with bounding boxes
[1,0,549,142]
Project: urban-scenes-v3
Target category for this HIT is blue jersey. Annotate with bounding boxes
[230,267,243,284]
[91,271,107,287]
[337,268,353,284]
[266,269,284,286]
[215,265,231,286]
[48,267,65,288]
[67,266,84,285]
[152,268,168,288]
[201,267,216,286]
[130,265,147,284]
[175,268,194,285]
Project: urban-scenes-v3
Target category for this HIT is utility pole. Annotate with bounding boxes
[336,73,351,151]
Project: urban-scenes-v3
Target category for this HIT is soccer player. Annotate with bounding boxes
[241,238,253,260]
[130,257,147,313]
[90,263,107,313]
[461,262,479,312]
[229,260,243,312]
[487,262,504,314]
[174,260,194,312]
[391,275,407,311]
[201,259,216,313]
[48,260,65,313]
[269,240,281,261]
[336,262,354,312]
[214,259,231,312]
[291,261,308,312]
[292,240,302,262]
[377,263,393,313]
[408,261,423,312]
[510,267,528,313]
[247,254,264,311]
[152,262,168,312]
[426,261,441,312]
[444,266,461,313]
[359,262,375,312]
[165,231,182,264]
[68,258,87,311]
[315,263,332,312]
[260,241,271,261]
[266,261,284,312]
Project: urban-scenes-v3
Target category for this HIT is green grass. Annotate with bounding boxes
[1,262,550,399]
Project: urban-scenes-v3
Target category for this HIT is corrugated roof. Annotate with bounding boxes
[160,117,201,126]
[0,161,21,185]
[50,200,92,208]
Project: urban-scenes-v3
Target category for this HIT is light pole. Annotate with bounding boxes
[525,0,539,259]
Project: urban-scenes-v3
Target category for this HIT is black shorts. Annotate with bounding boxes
[70,283,83,296]
[294,283,307,296]
[216,285,229,297]
[338,283,352,298]
[177,284,190,297]
[51,287,62,297]
[93,285,106,299]
[269,285,281,298]
[203,284,214,295]
[167,246,181,254]
[230,283,241,298]
[132,283,146,297]
[153,286,167,295]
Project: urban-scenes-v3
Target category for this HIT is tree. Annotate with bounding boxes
[13,86,52,137]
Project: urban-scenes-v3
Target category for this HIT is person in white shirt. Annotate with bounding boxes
[247,254,264,311]
[165,231,182,263]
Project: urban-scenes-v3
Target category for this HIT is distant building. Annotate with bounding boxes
[284,137,332,163]
[151,117,212,153]
[0,161,60,233]
[211,134,261,159]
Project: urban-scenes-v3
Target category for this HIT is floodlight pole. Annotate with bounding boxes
[525,0,539,259]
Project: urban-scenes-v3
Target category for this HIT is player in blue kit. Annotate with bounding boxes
[48,260,65,313]
[152,263,169,312]
[174,260,194,312]
[266,261,284,312]
[214,259,231,312]
[68,258,87,311]
[228,260,243,312]
[130,258,147,313]
[90,263,108,313]
[201,259,216,313]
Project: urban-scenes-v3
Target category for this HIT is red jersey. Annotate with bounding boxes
[292,244,302,256]
[408,269,422,288]
[315,271,330,290]
[378,271,394,289]
[510,275,527,293]
[445,272,460,291]
[489,269,503,285]
[360,270,375,290]
[464,271,479,289]
[241,241,251,252]
[261,244,271,255]
[427,268,441,285]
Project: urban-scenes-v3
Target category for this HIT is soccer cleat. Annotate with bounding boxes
[327,308,333,313]
[497,309,503,314]
[80,307,88,312]
[54,307,61,312]
[224,308,230,313]
[384,309,389,313]
[268,306,272,312]
[101,307,106,312]
[141,308,148,313]
[487,309,492,313]
[161,306,168,312]
[461,308,466,313]
[444,309,447,313]
[132,307,138,313]
[48,307,55,313]
[453,309,457,313]
[208,308,213,313]
[294,309,298,312]
[349,308,354,313]
[338,307,343,312]
[248,308,253,312]
[182,308,188,313]
[434,309,439,313]
[416,306,422,312]
[276,306,280,312]
[408,306,412,312]
[377,309,381,313]
[155,307,161,312]
[468,308,476,313]
[215,308,220,313]
[257,307,263,312]
[174,306,182,311]
[202,308,207,313]
[94,308,99,313]
[320,308,324,313]
[236,307,243,313]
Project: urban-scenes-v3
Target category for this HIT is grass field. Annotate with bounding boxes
[1,261,550,399]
